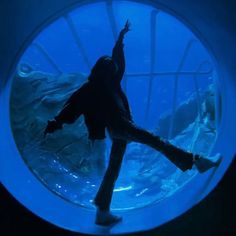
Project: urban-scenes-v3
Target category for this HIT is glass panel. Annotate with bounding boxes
[11,0,217,210]
[69,2,115,68]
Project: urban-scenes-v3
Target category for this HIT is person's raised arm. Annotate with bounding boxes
[112,20,131,83]
[44,85,87,137]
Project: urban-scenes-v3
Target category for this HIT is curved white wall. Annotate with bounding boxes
[0,0,236,234]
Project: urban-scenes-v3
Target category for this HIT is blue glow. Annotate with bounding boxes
[11,0,216,213]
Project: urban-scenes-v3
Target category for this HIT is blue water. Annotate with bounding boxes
[11,1,216,210]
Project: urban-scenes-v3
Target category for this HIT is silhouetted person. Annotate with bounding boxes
[44,20,222,226]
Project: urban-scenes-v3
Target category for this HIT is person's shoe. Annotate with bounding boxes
[95,209,122,226]
[194,153,222,173]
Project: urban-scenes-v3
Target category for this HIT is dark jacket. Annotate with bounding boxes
[54,37,132,140]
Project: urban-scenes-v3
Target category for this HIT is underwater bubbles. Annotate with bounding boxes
[17,62,34,77]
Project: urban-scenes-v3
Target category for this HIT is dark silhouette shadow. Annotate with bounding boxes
[44,20,221,225]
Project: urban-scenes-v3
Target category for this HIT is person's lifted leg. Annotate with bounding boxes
[109,118,222,173]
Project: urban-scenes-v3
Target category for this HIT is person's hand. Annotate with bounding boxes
[120,20,131,36]
[44,120,62,137]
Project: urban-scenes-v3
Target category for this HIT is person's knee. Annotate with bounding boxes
[112,138,127,148]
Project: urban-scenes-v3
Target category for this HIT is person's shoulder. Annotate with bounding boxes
[73,81,90,94]
[66,81,90,103]
[79,81,90,89]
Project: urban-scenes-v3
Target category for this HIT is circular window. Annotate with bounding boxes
[10,0,218,211]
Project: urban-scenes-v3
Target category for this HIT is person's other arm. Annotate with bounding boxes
[44,85,87,136]
[112,20,131,83]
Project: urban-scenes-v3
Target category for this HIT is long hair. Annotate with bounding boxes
[88,56,117,84]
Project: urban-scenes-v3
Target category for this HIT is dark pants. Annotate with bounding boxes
[94,119,194,211]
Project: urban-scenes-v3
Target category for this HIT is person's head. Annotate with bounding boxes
[88,56,118,85]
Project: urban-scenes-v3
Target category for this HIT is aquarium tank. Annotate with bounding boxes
[10,0,217,210]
